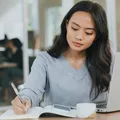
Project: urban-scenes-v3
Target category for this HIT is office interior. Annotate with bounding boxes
[0,0,119,112]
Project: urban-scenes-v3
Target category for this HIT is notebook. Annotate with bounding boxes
[0,103,96,119]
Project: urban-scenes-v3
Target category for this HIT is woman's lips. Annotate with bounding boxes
[72,41,83,47]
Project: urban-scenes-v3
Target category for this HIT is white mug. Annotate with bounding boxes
[76,103,96,118]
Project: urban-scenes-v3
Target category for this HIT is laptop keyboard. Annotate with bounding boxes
[97,104,107,108]
[96,101,107,108]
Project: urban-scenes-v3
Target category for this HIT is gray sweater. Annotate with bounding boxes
[19,51,108,107]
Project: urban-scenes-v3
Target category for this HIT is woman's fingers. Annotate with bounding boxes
[24,99,31,111]
[11,96,31,114]
[12,105,26,114]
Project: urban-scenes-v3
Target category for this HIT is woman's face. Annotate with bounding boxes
[66,11,96,52]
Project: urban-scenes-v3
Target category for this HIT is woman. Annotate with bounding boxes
[12,1,112,114]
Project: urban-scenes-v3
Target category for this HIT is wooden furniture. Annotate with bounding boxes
[0,62,17,68]
[17,112,120,120]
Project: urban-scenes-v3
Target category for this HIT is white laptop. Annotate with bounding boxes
[97,52,120,112]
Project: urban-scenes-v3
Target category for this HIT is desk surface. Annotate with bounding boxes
[21,112,120,120]
[0,62,17,68]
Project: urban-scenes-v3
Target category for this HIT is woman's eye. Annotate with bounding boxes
[71,27,78,31]
[86,32,93,35]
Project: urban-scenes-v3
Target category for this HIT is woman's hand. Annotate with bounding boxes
[11,96,31,114]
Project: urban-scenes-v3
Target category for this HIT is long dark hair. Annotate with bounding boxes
[47,1,112,99]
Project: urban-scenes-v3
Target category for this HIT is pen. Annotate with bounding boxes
[11,82,28,112]
[11,82,24,104]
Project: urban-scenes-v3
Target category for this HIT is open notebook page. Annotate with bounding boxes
[0,107,43,120]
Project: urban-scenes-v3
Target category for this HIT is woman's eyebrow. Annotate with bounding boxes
[72,22,95,31]
[72,22,80,27]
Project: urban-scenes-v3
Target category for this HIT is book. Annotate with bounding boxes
[0,103,96,119]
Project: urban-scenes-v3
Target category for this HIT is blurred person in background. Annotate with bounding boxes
[0,38,23,102]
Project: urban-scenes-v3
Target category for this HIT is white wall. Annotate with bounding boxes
[0,0,18,16]
[0,1,24,42]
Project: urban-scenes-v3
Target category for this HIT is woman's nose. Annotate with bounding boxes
[76,31,84,41]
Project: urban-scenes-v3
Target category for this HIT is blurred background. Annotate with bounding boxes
[0,0,119,111]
